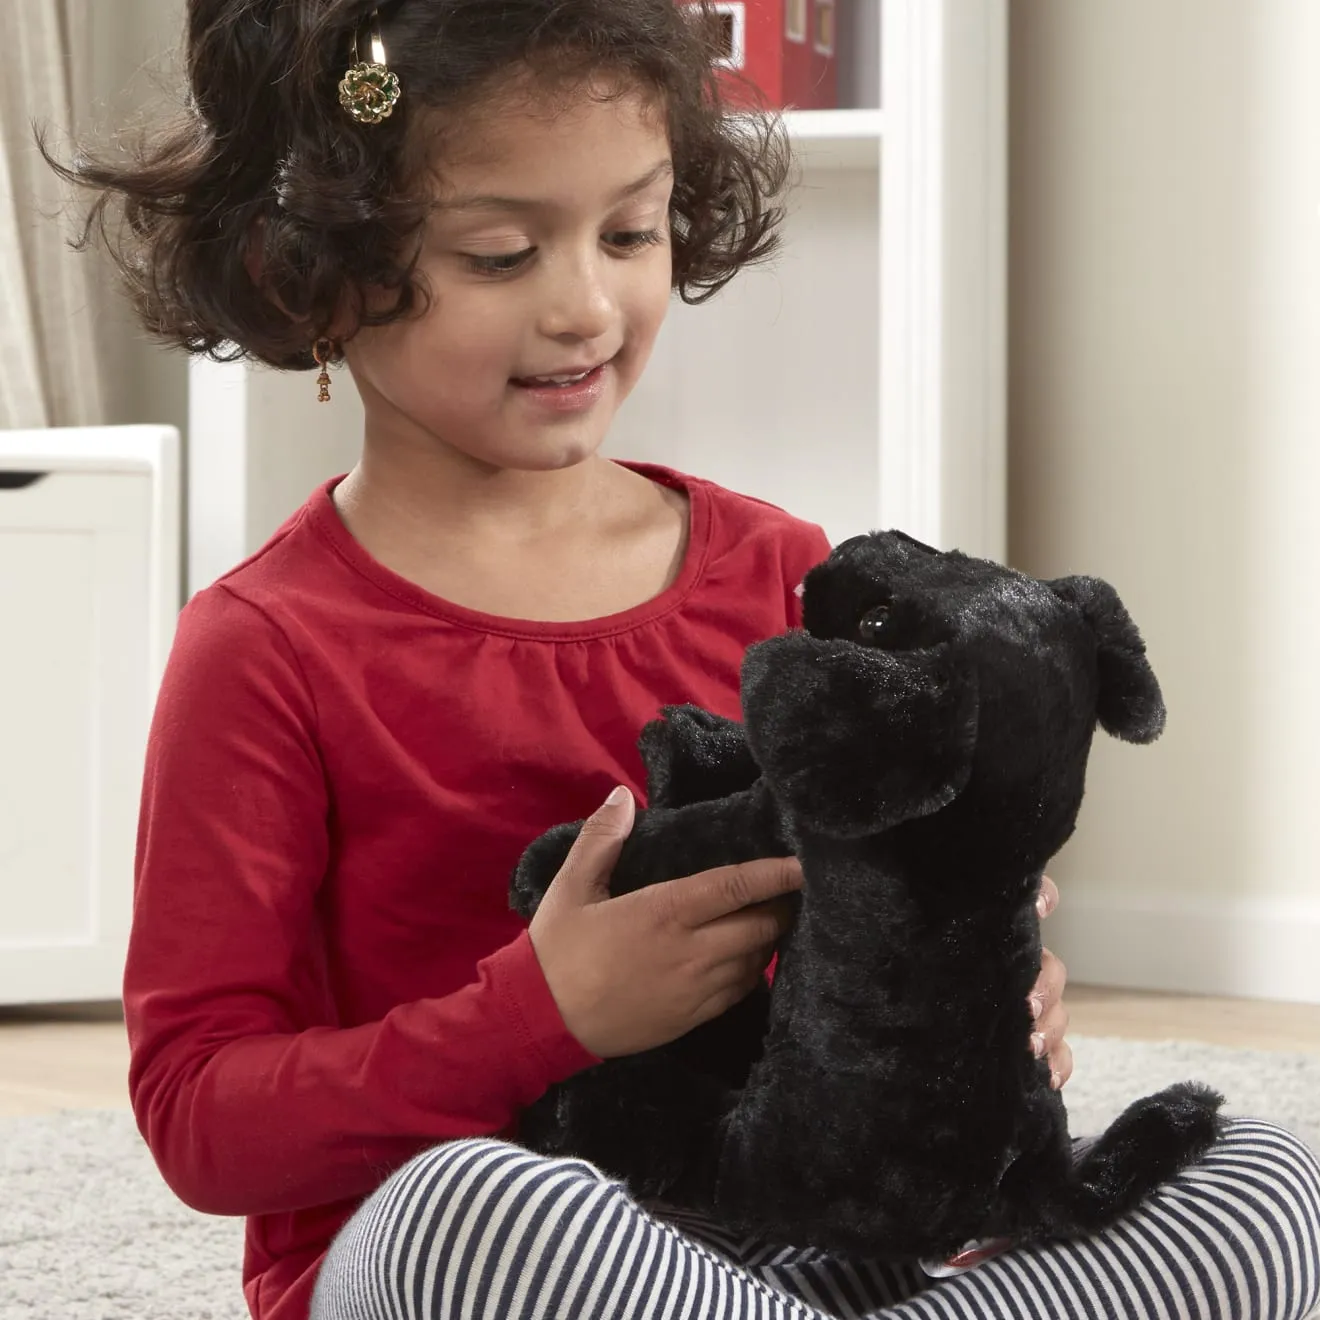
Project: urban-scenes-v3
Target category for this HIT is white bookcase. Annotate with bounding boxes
[188,0,1006,591]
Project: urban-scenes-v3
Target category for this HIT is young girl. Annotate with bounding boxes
[61,2,1319,1318]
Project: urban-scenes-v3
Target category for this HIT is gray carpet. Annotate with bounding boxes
[2,1036,1318,1319]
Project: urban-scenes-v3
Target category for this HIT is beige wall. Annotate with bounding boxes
[1009,2,1320,1001]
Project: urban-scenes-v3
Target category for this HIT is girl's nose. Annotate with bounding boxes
[538,251,617,343]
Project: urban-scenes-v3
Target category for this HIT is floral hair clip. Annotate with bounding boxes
[339,10,402,124]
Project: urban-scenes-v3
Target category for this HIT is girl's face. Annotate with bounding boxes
[344,74,675,474]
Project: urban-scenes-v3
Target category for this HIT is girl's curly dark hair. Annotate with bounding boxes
[46,0,792,371]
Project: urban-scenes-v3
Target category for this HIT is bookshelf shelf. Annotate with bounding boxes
[784,108,884,171]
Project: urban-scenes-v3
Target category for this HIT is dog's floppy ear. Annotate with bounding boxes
[1048,575,1166,744]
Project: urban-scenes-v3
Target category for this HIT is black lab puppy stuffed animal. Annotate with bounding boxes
[510,532,1224,1263]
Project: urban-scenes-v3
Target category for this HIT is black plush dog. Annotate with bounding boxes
[511,531,1224,1262]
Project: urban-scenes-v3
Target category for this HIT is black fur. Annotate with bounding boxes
[510,532,1224,1260]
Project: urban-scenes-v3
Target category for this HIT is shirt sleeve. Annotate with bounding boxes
[125,586,597,1218]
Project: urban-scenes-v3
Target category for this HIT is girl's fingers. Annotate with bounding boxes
[1029,947,1067,1018]
[666,858,803,929]
[1037,992,1069,1046]
[1048,1036,1074,1090]
[1037,874,1060,919]
[1028,945,1070,1086]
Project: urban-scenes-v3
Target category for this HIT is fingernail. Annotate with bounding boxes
[1050,1069,1063,1090]
[1030,1033,1046,1058]
[604,785,630,807]
[1029,995,1044,1021]
[1036,894,1049,918]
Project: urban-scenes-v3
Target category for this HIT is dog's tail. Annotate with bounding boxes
[1056,1082,1226,1234]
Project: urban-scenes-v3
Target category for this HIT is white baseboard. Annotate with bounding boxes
[1047,894,1320,1006]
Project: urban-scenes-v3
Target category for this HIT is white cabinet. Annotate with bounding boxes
[0,427,180,1004]
[188,0,1007,586]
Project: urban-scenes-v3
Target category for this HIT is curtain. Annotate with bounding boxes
[0,0,106,429]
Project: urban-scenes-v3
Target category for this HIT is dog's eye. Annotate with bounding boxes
[857,605,892,644]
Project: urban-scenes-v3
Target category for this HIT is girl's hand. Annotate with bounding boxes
[1030,875,1073,1089]
[528,787,802,1059]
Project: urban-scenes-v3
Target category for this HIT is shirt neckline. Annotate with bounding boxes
[306,460,712,642]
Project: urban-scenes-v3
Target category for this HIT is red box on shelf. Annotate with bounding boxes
[681,0,839,112]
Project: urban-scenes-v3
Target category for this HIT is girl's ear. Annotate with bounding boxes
[1048,576,1166,744]
[242,217,272,296]
[242,217,299,319]
[243,219,358,349]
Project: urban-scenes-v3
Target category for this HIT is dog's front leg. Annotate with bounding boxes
[509,782,792,1198]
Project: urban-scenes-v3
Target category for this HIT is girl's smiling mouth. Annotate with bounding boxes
[511,358,614,409]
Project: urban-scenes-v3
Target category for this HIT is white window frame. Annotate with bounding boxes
[709,2,747,70]
[813,0,837,56]
[785,0,808,44]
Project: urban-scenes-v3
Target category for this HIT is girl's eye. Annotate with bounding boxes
[857,605,892,644]
[462,229,663,277]
[606,228,665,253]
[465,249,535,276]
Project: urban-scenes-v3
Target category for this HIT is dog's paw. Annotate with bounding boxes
[639,705,759,809]
[510,820,582,918]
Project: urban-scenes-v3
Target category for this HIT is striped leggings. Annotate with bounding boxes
[312,1119,1320,1320]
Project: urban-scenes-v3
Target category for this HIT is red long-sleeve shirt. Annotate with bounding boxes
[125,461,831,1318]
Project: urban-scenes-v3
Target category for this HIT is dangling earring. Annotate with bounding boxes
[313,339,338,403]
